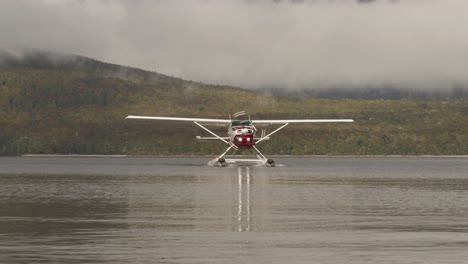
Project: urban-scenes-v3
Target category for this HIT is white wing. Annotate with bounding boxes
[126,115,354,125]
[252,119,354,125]
[126,115,231,125]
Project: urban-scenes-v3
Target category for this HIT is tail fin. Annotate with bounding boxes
[234,111,246,118]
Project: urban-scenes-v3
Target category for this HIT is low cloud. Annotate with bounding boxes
[1,0,468,91]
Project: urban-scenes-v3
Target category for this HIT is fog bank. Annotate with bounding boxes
[1,0,468,91]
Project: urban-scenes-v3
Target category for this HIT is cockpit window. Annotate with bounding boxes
[231,120,252,126]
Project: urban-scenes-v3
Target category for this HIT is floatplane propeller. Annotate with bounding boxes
[126,111,354,167]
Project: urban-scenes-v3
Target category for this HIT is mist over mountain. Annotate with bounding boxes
[2,0,468,97]
[2,49,467,99]
[0,49,182,85]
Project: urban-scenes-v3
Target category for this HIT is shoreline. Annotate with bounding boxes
[16,154,468,158]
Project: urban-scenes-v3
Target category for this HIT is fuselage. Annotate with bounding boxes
[228,120,256,149]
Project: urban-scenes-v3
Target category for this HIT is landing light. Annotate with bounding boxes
[238,137,242,142]
[246,138,251,141]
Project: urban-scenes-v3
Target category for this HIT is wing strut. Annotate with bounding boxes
[256,123,289,144]
[194,122,229,145]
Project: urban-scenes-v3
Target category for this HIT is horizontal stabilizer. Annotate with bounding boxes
[196,136,230,140]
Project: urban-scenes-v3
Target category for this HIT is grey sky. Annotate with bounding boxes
[1,0,468,90]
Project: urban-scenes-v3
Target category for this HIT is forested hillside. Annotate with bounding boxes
[1,50,467,156]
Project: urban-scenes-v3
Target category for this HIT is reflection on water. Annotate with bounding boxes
[237,167,251,232]
[0,157,468,263]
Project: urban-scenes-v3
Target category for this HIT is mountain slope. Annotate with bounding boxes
[0,50,467,156]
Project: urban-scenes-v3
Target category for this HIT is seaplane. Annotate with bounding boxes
[126,111,354,167]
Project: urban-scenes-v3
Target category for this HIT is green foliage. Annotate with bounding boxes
[0,55,467,156]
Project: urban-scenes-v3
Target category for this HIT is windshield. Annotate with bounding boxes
[231,120,252,126]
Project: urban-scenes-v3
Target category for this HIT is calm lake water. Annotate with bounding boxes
[0,157,467,263]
